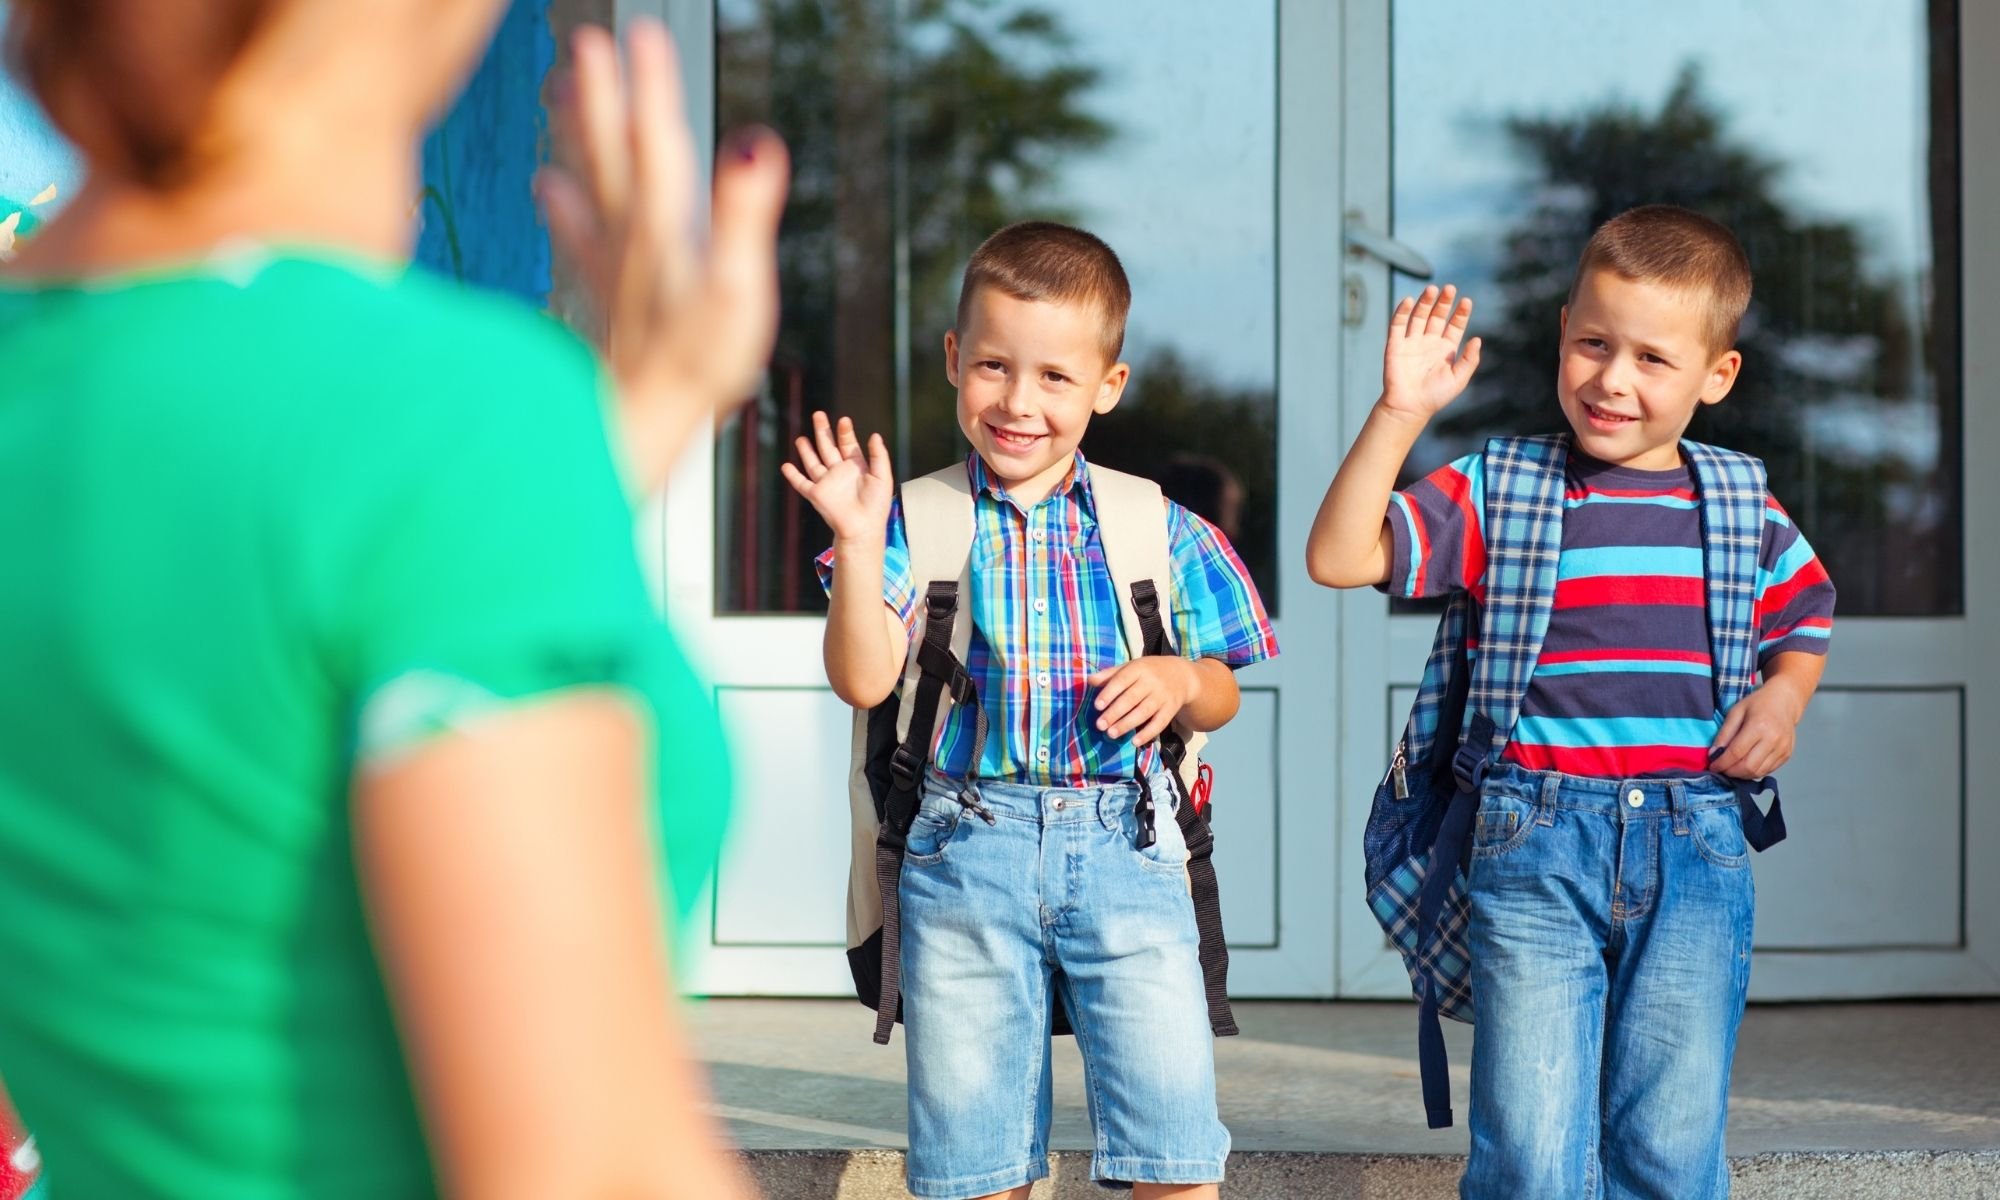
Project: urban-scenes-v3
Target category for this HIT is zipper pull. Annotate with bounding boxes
[1390,744,1410,800]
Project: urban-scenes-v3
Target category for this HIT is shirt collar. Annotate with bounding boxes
[965,449,1095,515]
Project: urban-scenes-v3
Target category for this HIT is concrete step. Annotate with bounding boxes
[740,1148,2000,1199]
[695,999,2000,1199]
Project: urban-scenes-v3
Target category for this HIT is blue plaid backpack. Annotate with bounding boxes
[1363,434,1789,1130]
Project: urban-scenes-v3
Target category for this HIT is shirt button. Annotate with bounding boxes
[1033,598,1048,614]
[1032,528,1047,541]
[1626,788,1645,808]
[1036,747,1051,763]
[1037,671,1051,687]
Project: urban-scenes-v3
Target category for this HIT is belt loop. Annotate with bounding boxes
[1669,780,1690,835]
[1537,771,1560,824]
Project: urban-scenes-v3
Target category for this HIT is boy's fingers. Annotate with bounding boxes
[1100,691,1154,736]
[1132,710,1175,746]
[1407,286,1440,335]
[1093,671,1135,710]
[812,410,842,465]
[1454,337,1483,384]
[1389,295,1416,334]
[794,435,826,478]
[1424,285,1458,336]
[1444,296,1473,344]
[836,416,862,460]
[866,432,894,481]
[1711,703,1747,751]
[778,462,815,497]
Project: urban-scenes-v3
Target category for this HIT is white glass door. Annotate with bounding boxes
[657,0,1348,999]
[1336,0,2000,1000]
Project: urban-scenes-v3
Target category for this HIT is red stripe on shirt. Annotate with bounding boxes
[1755,557,1832,619]
[1506,742,1712,777]
[1537,647,1711,666]
[1554,574,1705,609]
[1434,465,1485,589]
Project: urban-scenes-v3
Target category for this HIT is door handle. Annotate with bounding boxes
[1344,211,1436,280]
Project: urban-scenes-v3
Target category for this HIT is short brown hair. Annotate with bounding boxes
[955,221,1132,364]
[1570,205,1753,353]
[7,0,279,188]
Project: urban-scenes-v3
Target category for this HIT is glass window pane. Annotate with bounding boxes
[715,0,1278,615]
[1391,0,1961,616]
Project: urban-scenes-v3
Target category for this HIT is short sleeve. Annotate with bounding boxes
[1381,453,1488,600]
[315,312,665,764]
[1165,501,1278,667]
[815,498,918,633]
[1754,496,1836,664]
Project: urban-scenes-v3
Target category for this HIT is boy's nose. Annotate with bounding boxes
[1001,380,1036,416]
[1596,358,1633,397]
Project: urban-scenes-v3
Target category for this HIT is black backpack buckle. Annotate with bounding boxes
[888,744,925,788]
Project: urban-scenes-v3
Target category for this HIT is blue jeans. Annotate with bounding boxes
[898,769,1230,1198]
[1461,765,1755,1200]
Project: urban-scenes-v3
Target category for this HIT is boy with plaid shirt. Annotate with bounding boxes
[785,222,1276,1200]
[1307,206,1834,1198]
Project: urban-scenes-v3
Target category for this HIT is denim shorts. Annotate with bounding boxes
[897,769,1230,1198]
[1462,764,1755,1200]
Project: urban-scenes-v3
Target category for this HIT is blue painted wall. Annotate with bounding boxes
[416,0,556,302]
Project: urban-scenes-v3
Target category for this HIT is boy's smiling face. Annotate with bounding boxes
[946,285,1129,506]
[1558,268,1743,470]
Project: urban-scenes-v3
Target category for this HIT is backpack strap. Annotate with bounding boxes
[1683,439,1787,851]
[1455,434,1569,785]
[1413,433,1567,1129]
[869,463,977,1044]
[1089,464,1235,1038]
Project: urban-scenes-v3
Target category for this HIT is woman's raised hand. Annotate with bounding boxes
[539,19,790,493]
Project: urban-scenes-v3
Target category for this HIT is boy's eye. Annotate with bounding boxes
[1640,352,1671,366]
[978,360,1005,373]
[1043,371,1069,384]
[1579,337,1608,351]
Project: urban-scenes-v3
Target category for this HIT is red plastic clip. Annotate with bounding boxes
[1191,762,1215,814]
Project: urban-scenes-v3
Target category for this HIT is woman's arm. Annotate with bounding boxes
[355,692,754,1200]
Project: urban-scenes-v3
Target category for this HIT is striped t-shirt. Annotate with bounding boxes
[1385,449,1835,778]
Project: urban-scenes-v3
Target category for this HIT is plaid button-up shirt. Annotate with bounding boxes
[818,452,1278,784]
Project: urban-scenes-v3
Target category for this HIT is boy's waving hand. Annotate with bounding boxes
[783,412,896,541]
[1381,284,1482,419]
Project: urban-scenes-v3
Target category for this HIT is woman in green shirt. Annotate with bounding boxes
[0,3,787,1196]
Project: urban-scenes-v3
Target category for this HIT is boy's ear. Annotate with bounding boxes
[1700,348,1744,407]
[944,330,961,388]
[1091,360,1131,416]
[1558,305,1569,347]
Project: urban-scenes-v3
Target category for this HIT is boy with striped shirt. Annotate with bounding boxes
[786,222,1276,1200]
[1307,205,1833,1198]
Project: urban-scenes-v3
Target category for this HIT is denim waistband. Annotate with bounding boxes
[923,767,1168,826]
[1483,762,1738,815]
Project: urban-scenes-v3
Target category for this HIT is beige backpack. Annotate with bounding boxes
[842,462,1235,1044]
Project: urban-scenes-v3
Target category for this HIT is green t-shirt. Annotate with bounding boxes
[0,250,731,1198]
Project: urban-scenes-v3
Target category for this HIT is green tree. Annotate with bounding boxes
[1448,65,1952,614]
[716,0,1113,611]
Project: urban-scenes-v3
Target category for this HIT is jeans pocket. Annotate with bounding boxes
[1134,797,1192,875]
[903,796,965,864]
[1470,794,1540,860]
[1691,803,1749,869]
